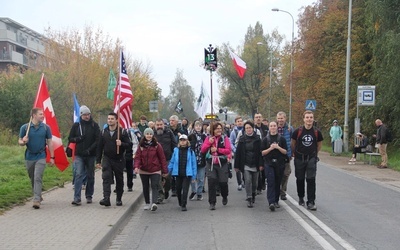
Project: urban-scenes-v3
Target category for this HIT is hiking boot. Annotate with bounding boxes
[181,206,187,211]
[86,198,92,204]
[307,201,317,211]
[71,200,81,206]
[150,203,158,211]
[247,198,253,208]
[299,197,305,206]
[209,203,216,210]
[116,200,123,206]
[189,192,196,200]
[32,201,40,209]
[222,197,228,206]
[99,198,111,207]
[269,203,275,211]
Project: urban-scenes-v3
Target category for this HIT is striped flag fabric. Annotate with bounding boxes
[113,50,133,128]
[68,93,81,159]
[194,82,209,119]
[228,49,247,79]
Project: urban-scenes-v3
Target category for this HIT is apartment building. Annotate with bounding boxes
[0,17,45,71]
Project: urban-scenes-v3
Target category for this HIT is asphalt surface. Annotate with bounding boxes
[1,151,399,250]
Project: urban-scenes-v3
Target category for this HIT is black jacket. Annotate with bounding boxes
[154,128,177,161]
[234,133,263,173]
[68,119,100,157]
[96,127,130,163]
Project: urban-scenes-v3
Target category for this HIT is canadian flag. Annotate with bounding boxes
[34,74,69,171]
[228,49,247,79]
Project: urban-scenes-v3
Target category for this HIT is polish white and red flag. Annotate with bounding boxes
[34,74,69,171]
[113,50,133,129]
[228,49,247,79]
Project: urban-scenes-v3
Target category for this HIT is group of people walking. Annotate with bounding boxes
[19,106,328,213]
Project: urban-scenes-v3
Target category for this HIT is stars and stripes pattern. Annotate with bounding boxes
[114,50,133,128]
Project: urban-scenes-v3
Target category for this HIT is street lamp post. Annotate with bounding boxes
[272,8,294,127]
[256,42,273,120]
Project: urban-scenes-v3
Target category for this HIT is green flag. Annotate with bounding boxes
[107,68,117,100]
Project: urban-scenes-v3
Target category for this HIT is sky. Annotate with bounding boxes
[1,0,316,109]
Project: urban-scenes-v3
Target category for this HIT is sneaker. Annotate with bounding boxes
[237,184,242,191]
[247,199,253,208]
[222,197,228,206]
[256,190,262,195]
[82,185,86,190]
[378,165,388,169]
[116,200,123,206]
[171,190,177,197]
[99,198,111,207]
[71,200,81,206]
[280,195,287,200]
[32,201,40,209]
[143,204,150,210]
[274,202,280,208]
[189,192,196,200]
[216,191,221,196]
[181,206,187,211]
[86,198,92,204]
[40,196,44,202]
[197,195,203,201]
[209,203,216,210]
[150,203,158,211]
[132,174,137,179]
[164,191,169,200]
[269,203,275,211]
[299,197,305,206]
[307,201,317,211]
[128,188,133,192]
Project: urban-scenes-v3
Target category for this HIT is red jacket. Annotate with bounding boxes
[134,141,168,174]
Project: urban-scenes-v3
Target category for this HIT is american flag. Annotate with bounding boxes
[114,50,133,128]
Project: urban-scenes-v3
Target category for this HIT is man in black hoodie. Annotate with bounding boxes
[68,105,100,206]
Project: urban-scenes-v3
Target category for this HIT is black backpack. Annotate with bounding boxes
[386,128,393,142]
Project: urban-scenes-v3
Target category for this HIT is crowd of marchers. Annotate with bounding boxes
[20,106,388,212]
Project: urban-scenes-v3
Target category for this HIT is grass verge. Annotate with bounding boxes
[0,145,72,213]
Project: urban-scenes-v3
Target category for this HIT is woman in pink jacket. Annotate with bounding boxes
[201,122,232,210]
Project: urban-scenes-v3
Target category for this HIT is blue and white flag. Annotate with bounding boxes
[73,93,80,122]
[194,82,209,119]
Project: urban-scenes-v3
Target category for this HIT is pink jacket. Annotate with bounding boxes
[201,135,232,164]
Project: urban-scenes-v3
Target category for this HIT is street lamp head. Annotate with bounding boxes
[271,8,280,12]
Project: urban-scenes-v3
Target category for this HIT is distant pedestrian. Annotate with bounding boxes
[68,105,100,205]
[374,119,389,168]
[349,132,368,163]
[168,134,197,211]
[96,112,130,207]
[138,115,148,134]
[18,108,54,209]
[291,110,323,211]
[329,120,342,153]
[134,128,168,212]
[230,116,244,191]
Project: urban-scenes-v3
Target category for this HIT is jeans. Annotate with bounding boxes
[176,176,192,206]
[264,164,283,205]
[294,157,317,203]
[25,158,46,202]
[244,169,258,199]
[140,174,161,204]
[190,166,206,196]
[101,156,125,200]
[73,156,95,201]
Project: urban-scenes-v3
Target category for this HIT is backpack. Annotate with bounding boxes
[297,126,318,140]
[386,127,393,142]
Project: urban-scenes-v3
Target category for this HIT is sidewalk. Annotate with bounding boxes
[0,170,143,250]
[1,152,400,250]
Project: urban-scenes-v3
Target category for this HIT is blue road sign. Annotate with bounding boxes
[305,100,317,110]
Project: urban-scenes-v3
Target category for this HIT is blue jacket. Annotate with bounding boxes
[279,123,293,158]
[168,147,197,179]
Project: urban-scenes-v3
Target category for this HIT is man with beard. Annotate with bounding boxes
[154,118,177,202]
[168,115,186,196]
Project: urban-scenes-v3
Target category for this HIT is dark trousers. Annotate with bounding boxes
[257,169,266,191]
[206,162,229,205]
[294,157,317,203]
[264,164,283,204]
[125,158,134,189]
[352,147,363,157]
[140,174,161,204]
[101,156,125,200]
[175,176,192,207]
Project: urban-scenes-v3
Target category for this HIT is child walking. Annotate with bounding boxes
[168,134,197,211]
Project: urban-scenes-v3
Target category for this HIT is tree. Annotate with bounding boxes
[165,69,196,121]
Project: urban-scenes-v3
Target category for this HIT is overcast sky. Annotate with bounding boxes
[2,0,315,108]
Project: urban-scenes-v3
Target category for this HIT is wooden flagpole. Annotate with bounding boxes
[25,116,32,137]
[116,49,122,154]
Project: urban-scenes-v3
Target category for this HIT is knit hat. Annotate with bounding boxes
[332,120,338,124]
[80,105,91,115]
[143,128,154,135]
